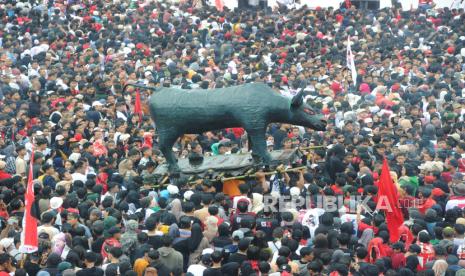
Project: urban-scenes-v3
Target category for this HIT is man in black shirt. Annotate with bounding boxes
[91,221,105,254]
[256,210,279,242]
[181,201,202,227]
[227,239,249,264]
[76,251,104,276]
[23,253,41,276]
[152,197,177,226]
[230,200,256,231]
[203,251,223,276]
[294,247,313,276]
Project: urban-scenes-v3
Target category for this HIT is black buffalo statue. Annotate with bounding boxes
[124,82,326,173]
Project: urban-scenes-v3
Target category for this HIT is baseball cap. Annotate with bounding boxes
[84,251,97,263]
[92,101,103,107]
[232,230,244,240]
[201,254,212,265]
[448,133,461,142]
[202,248,214,255]
[184,190,194,201]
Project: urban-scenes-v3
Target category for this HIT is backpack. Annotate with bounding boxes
[5,156,15,175]
[457,242,465,260]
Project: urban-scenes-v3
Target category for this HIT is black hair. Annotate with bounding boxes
[162,235,173,247]
[208,205,219,216]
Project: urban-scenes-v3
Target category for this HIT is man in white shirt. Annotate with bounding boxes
[68,144,81,164]
[232,183,252,212]
[71,160,87,183]
[15,145,27,176]
[37,212,60,241]
[187,251,212,276]
[116,102,128,121]
[446,183,465,210]
[102,182,120,205]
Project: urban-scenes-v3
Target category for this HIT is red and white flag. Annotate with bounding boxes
[346,35,358,87]
[20,150,38,253]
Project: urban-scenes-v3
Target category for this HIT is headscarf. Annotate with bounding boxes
[252,193,264,214]
[398,225,414,250]
[432,260,448,276]
[118,159,137,179]
[203,216,219,242]
[52,233,67,256]
[359,228,374,248]
[170,198,182,221]
[368,236,393,264]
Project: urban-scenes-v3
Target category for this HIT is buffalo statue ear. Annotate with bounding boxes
[291,90,304,108]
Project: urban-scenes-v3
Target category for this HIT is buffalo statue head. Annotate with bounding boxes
[287,90,327,131]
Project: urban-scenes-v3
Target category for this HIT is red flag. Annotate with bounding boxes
[134,89,143,123]
[20,150,38,253]
[377,158,404,243]
[215,0,224,12]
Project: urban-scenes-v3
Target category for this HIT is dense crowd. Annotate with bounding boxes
[1,0,465,275]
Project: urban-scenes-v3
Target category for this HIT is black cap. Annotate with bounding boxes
[409,244,421,254]
[392,242,404,250]
[108,226,121,236]
[84,251,97,263]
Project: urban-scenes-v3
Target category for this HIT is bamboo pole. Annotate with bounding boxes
[220,166,307,182]
[298,145,326,150]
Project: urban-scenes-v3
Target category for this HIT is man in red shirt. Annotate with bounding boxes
[0,161,11,181]
[417,188,436,215]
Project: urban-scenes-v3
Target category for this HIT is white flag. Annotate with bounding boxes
[346,35,358,87]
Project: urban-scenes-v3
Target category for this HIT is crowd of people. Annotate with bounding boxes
[1,0,465,275]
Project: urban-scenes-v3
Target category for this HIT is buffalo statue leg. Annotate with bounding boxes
[246,127,272,165]
[158,128,181,174]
